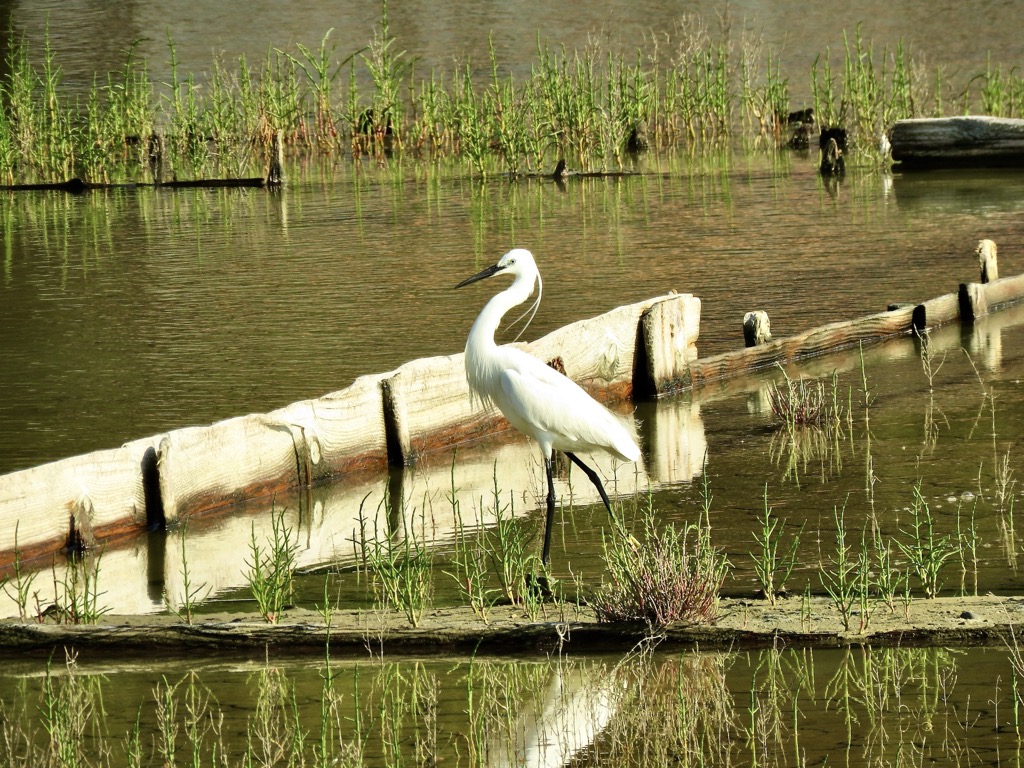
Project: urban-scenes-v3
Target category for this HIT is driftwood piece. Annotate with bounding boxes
[890,116,1024,169]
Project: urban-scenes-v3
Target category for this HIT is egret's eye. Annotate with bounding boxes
[508,258,516,265]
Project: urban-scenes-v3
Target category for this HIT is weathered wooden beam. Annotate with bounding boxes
[0,437,158,567]
[890,116,1024,169]
[667,305,916,394]
[958,273,1024,322]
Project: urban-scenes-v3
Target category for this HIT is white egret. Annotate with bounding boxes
[455,248,641,565]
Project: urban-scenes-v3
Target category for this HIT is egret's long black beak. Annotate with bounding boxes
[455,263,504,289]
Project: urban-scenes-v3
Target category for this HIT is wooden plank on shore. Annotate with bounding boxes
[666,305,916,393]
[890,116,1024,169]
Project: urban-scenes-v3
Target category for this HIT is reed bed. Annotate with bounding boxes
[3,7,1024,184]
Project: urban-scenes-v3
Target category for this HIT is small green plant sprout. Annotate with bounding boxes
[49,551,111,625]
[819,502,858,632]
[592,491,728,627]
[1,522,39,621]
[443,456,499,621]
[750,484,804,604]
[914,328,946,393]
[358,500,433,628]
[244,505,300,624]
[168,522,210,625]
[896,482,955,599]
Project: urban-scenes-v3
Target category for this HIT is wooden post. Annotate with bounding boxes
[977,239,998,283]
[743,311,772,347]
[147,132,164,185]
[266,130,286,187]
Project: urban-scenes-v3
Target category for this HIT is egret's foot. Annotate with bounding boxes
[526,572,558,601]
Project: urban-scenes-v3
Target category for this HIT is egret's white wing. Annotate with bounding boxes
[499,351,639,461]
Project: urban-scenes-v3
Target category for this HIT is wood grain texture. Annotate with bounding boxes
[0,436,157,566]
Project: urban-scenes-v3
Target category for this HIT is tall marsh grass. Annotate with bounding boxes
[3,10,1023,183]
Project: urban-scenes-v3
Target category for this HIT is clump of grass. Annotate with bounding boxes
[767,369,835,430]
[592,481,728,627]
[7,10,1024,183]
[244,505,299,624]
[356,498,433,628]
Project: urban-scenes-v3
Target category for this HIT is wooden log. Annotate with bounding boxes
[0,436,158,567]
[911,292,960,333]
[266,374,389,480]
[742,311,772,347]
[977,238,998,283]
[157,414,305,522]
[382,295,686,464]
[958,273,1024,322]
[669,306,916,393]
[890,116,1024,169]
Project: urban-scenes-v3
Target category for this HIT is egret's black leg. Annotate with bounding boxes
[565,452,623,530]
[541,456,557,565]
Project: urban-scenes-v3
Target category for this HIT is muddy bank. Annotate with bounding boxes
[2,595,1022,659]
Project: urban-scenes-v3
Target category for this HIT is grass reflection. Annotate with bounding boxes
[1,645,1018,767]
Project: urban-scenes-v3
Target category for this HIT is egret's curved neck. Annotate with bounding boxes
[468,271,536,350]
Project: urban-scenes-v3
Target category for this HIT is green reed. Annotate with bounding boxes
[7,10,1022,183]
[750,484,804,604]
[168,522,210,625]
[896,482,956,600]
[244,505,299,624]
[0,523,37,621]
[356,498,433,628]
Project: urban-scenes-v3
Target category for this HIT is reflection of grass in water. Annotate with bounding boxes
[0,645,1015,767]
[767,369,846,486]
